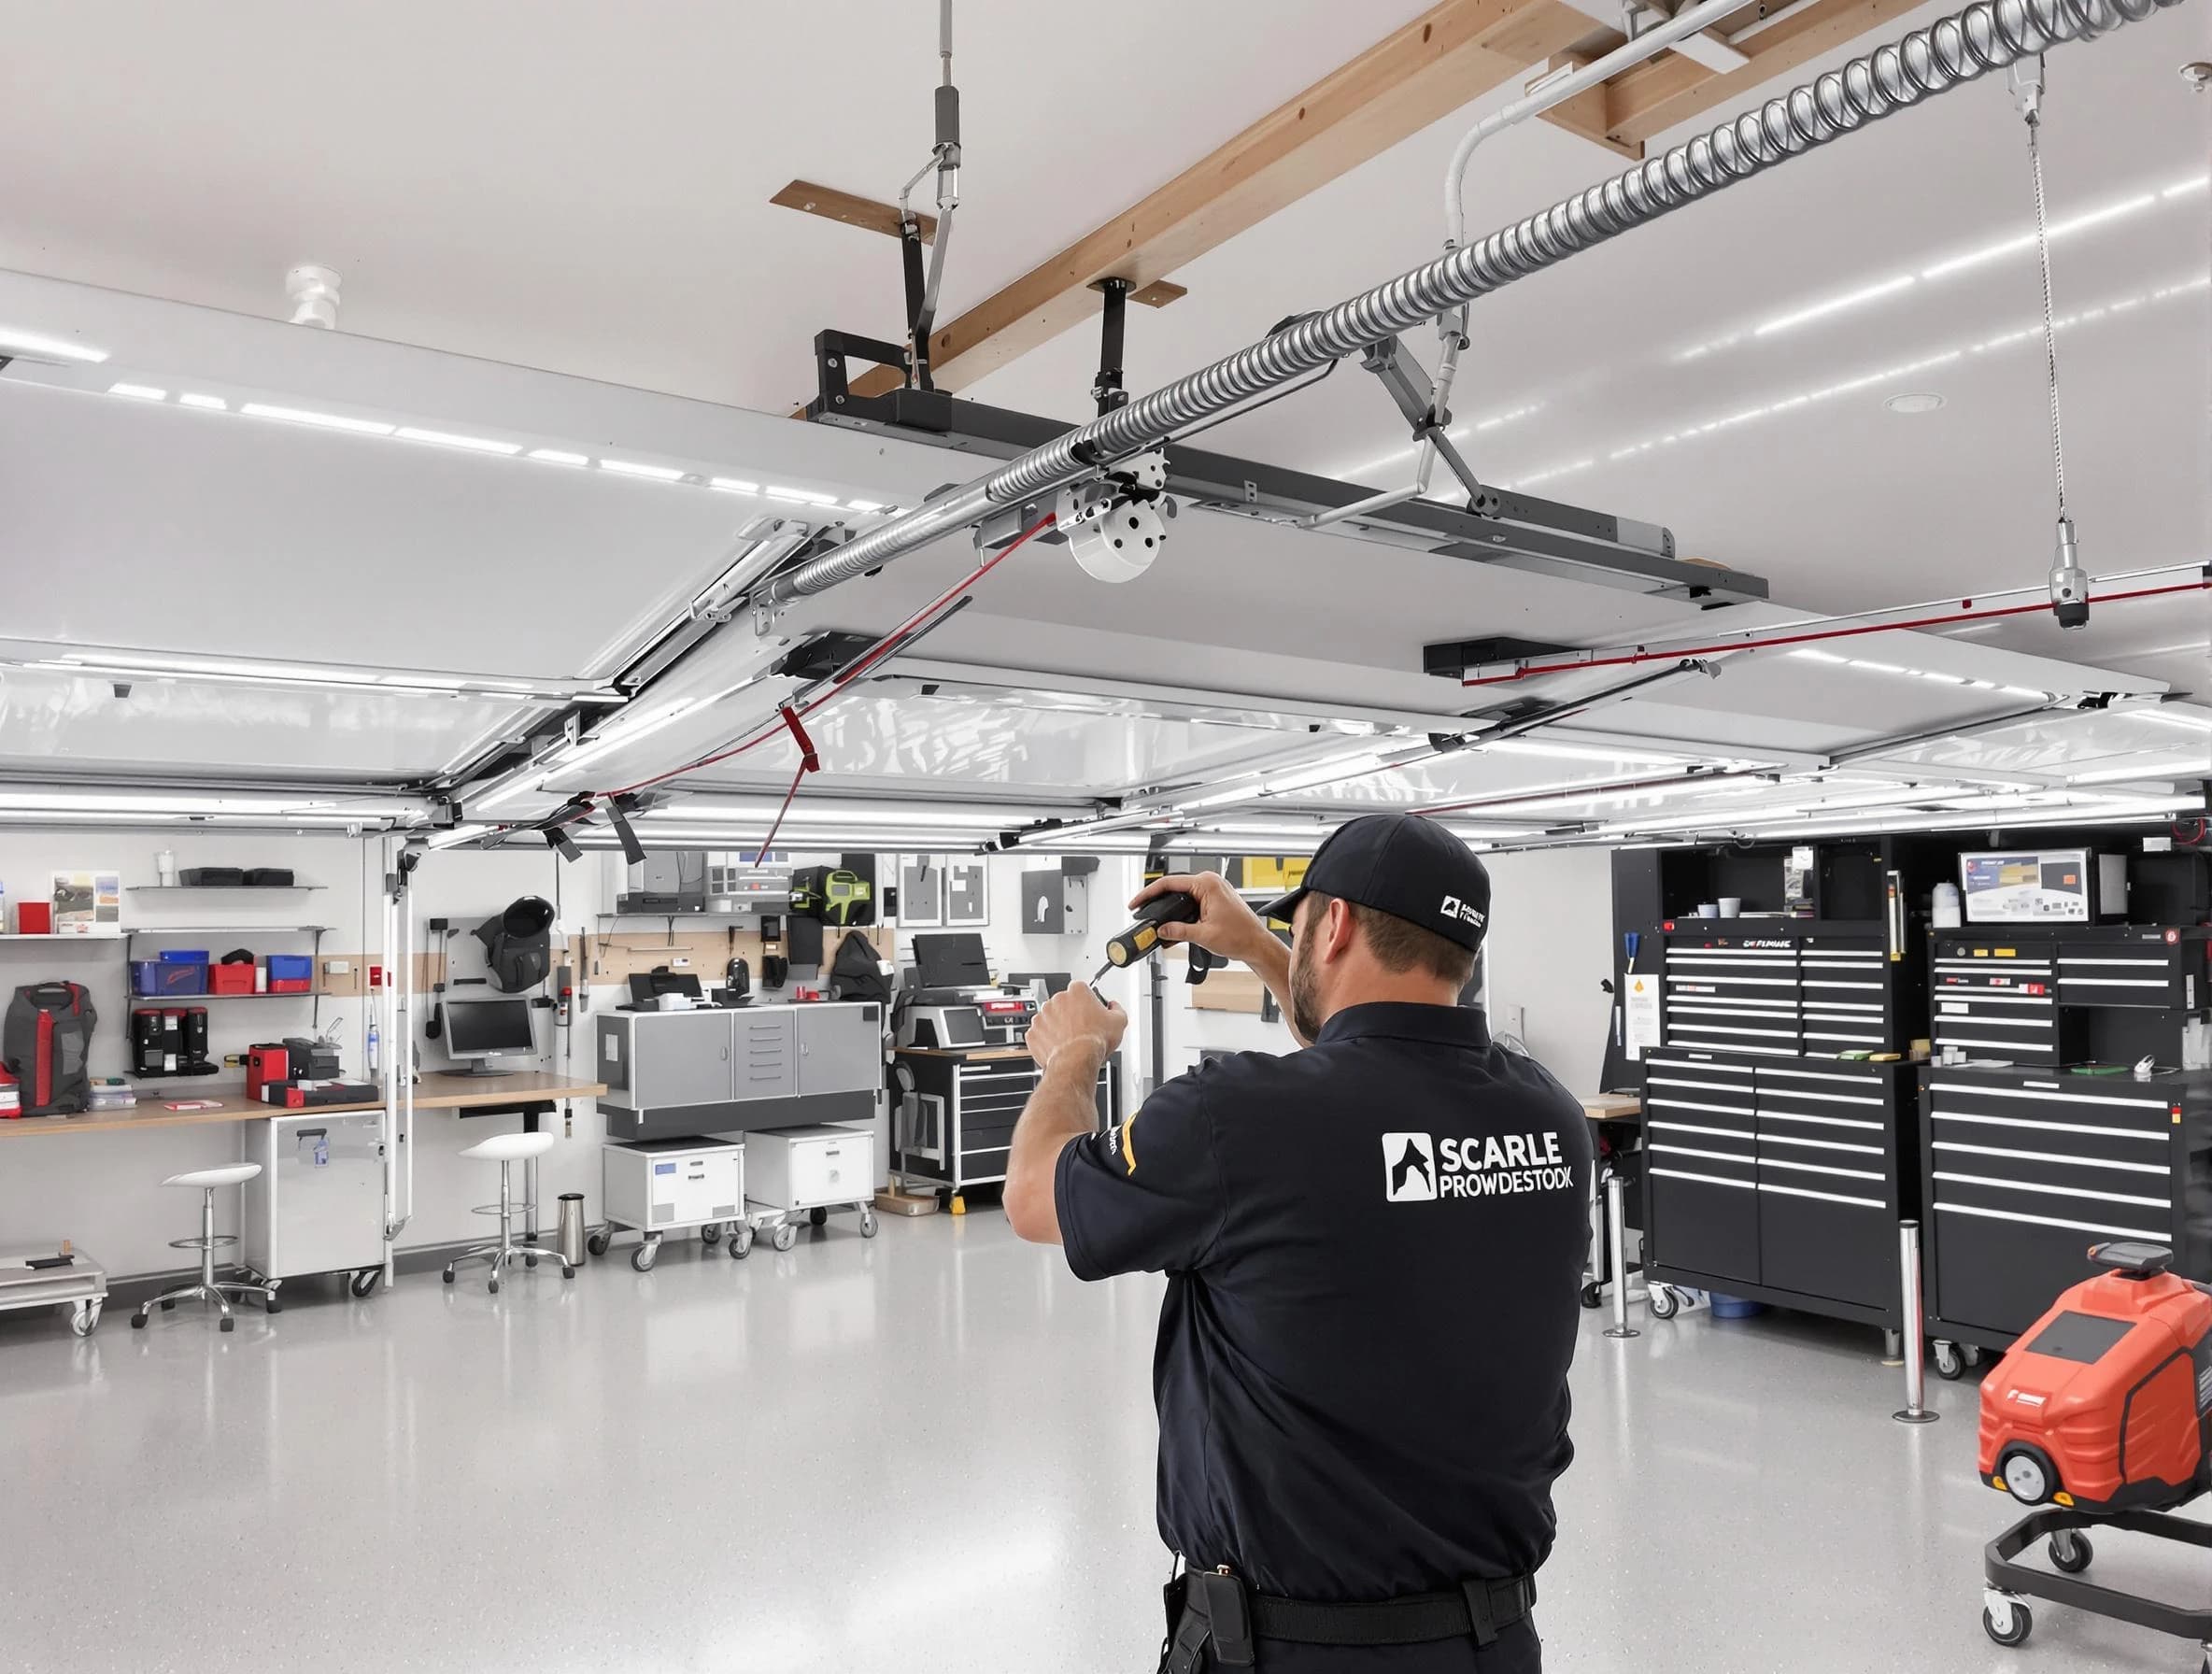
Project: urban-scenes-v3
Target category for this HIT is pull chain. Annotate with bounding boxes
[2012,55,2088,628]
[2025,106,2068,521]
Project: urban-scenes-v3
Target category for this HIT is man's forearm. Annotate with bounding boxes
[1003,1048,1106,1243]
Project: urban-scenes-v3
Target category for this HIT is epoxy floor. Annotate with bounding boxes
[0,1215,2205,1674]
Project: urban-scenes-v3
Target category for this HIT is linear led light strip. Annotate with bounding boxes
[1788,648,2049,702]
[86,386,898,515]
[24,649,566,699]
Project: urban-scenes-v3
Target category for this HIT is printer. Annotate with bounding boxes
[895,933,1036,1049]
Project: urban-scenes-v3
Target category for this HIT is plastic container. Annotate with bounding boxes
[131,960,206,997]
[265,954,313,985]
[158,948,210,964]
[208,962,258,995]
[1932,880,1963,929]
[1709,1293,1766,1320]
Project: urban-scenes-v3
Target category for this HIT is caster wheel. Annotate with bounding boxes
[350,1270,382,1298]
[560,1265,575,1281]
[586,1231,610,1258]
[131,1312,148,1329]
[730,1229,754,1259]
[442,1268,456,1285]
[1580,1282,1603,1311]
[2049,1531,2092,1574]
[160,1299,176,1312]
[219,1316,235,1334]
[1649,1285,1679,1320]
[1982,1601,2032,1648]
[487,1278,500,1296]
[1964,1343,1985,1369]
[631,1245,658,1273]
[524,1255,539,1270]
[772,1222,798,1254]
[809,1206,829,1227]
[72,1302,100,1337]
[700,1224,723,1246]
[264,1294,283,1314]
[1933,1341,1965,1381]
[859,1209,879,1240]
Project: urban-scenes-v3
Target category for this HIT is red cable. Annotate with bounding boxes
[1461,578,2212,688]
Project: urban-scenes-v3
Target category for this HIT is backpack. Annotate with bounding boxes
[829,930,894,1005]
[4,982,99,1115]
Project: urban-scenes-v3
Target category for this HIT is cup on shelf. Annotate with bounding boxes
[1718,897,1743,918]
[1694,902,1720,918]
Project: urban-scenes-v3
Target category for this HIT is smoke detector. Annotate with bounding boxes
[1884,391,1946,415]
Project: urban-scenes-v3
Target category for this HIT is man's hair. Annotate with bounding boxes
[1304,891,1478,986]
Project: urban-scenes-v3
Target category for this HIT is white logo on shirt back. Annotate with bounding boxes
[1382,1132,1438,1201]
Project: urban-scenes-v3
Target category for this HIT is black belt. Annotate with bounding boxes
[1164,1569,1536,1670]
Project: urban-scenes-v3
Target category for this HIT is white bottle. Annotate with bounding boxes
[366,1020,381,1076]
[1931,881,1963,929]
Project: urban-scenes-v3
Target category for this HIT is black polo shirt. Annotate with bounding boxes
[1055,1002,1592,1620]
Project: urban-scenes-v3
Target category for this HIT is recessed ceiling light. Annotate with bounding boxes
[394,427,522,455]
[598,459,686,482]
[107,383,167,401]
[526,448,587,466]
[710,477,760,494]
[1884,391,1946,415]
[177,392,228,411]
[240,403,395,435]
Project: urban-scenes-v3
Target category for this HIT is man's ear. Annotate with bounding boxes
[1322,898,1358,962]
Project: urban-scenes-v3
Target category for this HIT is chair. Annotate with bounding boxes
[132,1163,278,1333]
[444,1131,573,1294]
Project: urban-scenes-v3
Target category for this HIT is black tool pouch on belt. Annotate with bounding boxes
[1160,1570,1255,1673]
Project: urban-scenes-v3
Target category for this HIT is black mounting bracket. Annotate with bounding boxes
[1092,277,1132,418]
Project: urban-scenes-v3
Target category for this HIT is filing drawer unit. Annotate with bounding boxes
[597,1002,884,1142]
[1642,1050,1916,1329]
[891,1051,1121,1199]
[1918,1068,2212,1358]
[1930,938,2064,1064]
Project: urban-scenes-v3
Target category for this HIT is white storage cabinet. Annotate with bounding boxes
[591,1138,746,1272]
[740,1123,878,1254]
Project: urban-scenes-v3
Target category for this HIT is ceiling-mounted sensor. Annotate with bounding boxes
[285,264,342,329]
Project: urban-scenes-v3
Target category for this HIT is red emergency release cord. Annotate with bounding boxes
[1461,577,2212,687]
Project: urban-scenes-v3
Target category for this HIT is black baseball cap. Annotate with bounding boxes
[1259,814,1490,952]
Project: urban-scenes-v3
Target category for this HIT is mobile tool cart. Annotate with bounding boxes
[0,1243,106,1336]
[738,1124,876,1255]
[588,1138,746,1272]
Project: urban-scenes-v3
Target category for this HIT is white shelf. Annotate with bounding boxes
[122,926,333,938]
[126,884,324,894]
[0,933,122,943]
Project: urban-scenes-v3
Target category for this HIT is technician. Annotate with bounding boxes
[1006,814,1592,1674]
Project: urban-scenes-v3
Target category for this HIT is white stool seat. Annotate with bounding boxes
[163,1163,262,1190]
[461,1131,556,1164]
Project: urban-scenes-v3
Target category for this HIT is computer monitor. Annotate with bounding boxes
[443,998,536,1075]
[915,932,990,991]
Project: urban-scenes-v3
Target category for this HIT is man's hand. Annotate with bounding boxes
[1026,984,1127,1076]
[1134,872,1277,967]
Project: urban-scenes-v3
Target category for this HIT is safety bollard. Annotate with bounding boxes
[1603,1170,1639,1341]
[1893,1219,1939,1425]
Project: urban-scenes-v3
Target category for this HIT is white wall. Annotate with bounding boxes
[1480,847,1616,1096]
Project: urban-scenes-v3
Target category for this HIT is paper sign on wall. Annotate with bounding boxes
[1623,973,1662,1062]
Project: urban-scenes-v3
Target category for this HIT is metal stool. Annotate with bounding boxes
[132,1164,277,1333]
[445,1132,573,1295]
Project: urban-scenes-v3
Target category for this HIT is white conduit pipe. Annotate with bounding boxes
[764,0,2174,606]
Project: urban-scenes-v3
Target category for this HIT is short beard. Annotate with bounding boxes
[1289,928,1325,1042]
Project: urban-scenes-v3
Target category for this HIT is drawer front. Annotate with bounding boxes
[1933,1209,2123,1339]
[1925,1079,2176,1253]
[787,1135,867,1205]
[1930,986,2059,1062]
[1663,946,1800,1056]
[1795,941,1890,1053]
[1648,1167,1759,1283]
[739,1012,797,1098]
[2056,941,2187,1009]
[1760,1187,1893,1309]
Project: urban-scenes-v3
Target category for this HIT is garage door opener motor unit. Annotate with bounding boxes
[1977,1241,2212,1658]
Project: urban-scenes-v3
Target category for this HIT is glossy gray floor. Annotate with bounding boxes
[0,1215,2203,1673]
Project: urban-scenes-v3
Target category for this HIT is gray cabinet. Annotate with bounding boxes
[737,1008,795,1097]
[798,1003,881,1095]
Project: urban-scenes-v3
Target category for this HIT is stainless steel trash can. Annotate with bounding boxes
[557,1193,588,1267]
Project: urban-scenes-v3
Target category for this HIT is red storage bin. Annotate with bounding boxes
[267,978,313,994]
[209,962,258,995]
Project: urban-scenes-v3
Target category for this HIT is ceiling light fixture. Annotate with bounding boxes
[177,392,228,411]
[710,478,760,494]
[2133,707,2212,732]
[393,427,523,455]
[1884,391,1946,414]
[765,486,839,505]
[107,383,166,401]
[1921,191,2160,281]
[598,459,686,482]
[526,448,588,466]
[240,403,395,435]
[1753,274,1917,337]
[2067,757,2211,785]
[0,326,108,364]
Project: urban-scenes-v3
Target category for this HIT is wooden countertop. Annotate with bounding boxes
[0,1071,607,1138]
[1580,1094,1642,1122]
[894,1046,1036,1062]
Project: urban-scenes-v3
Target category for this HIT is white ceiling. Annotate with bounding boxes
[0,0,2202,844]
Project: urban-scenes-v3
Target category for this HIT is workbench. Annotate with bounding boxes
[0,1071,608,1137]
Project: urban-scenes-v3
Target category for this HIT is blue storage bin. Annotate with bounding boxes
[265,954,314,984]
[1709,1293,1766,1320]
[158,948,210,964]
[131,959,207,997]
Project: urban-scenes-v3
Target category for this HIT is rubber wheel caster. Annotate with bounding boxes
[1964,1343,1985,1369]
[701,1224,723,1246]
[72,1303,99,1337]
[586,1231,610,1258]
[350,1270,382,1298]
[1649,1286,1679,1320]
[809,1206,829,1227]
[442,1268,456,1284]
[859,1210,878,1239]
[219,1316,235,1333]
[560,1265,575,1281]
[2049,1532,2092,1574]
[772,1222,798,1254]
[523,1254,538,1269]
[264,1295,283,1313]
[631,1246,657,1273]
[1933,1341,1964,1381]
[487,1278,500,1295]
[131,1312,148,1329]
[1579,1283,1603,1311]
[730,1230,753,1260]
[1982,1602,2032,1648]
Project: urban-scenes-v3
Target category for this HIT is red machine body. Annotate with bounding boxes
[245,1043,290,1101]
[1978,1241,2212,1516]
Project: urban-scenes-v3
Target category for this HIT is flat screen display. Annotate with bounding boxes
[1961,848,2092,923]
[445,998,536,1055]
[941,1007,985,1047]
[915,932,989,990]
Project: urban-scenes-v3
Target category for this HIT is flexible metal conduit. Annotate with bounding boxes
[767,0,2176,603]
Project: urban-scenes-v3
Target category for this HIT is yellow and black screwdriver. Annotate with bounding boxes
[1090,891,1203,991]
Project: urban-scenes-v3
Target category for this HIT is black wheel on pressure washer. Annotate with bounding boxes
[2049,1531,2092,1574]
[1982,1602,2032,1648]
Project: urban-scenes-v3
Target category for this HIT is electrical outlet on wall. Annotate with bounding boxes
[1500,1004,1525,1040]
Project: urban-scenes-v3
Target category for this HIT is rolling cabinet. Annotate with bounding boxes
[1931,938,2066,1064]
[1918,1067,2212,1370]
[891,1049,1120,1207]
[1641,1050,1918,1332]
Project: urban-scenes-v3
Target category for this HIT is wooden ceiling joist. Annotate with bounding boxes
[844,0,1595,401]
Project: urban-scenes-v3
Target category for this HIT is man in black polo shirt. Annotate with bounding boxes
[1005,815,1592,1673]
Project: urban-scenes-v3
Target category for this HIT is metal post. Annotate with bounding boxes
[1893,1220,1939,1425]
[1603,1170,1639,1341]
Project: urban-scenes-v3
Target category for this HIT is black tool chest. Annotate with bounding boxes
[891,1050,1118,1200]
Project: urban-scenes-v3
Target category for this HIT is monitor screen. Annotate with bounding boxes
[445,998,536,1056]
[941,1007,986,1047]
[915,932,989,990]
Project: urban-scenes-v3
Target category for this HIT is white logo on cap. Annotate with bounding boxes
[1382,1132,1437,1201]
[1440,894,1485,929]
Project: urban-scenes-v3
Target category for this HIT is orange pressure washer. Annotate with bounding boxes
[1977,1241,2212,1660]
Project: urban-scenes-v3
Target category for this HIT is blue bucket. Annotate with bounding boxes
[1709,1293,1765,1320]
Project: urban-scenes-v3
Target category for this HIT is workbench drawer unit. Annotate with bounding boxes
[2055,933,2202,1011]
[1661,943,1800,1057]
[1794,938,1891,1054]
[891,1052,1119,1194]
[1918,1069,2212,1352]
[1641,1052,1913,1327]
[1930,939,2062,1063]
[744,1124,872,1213]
